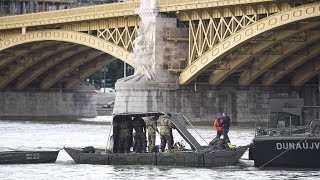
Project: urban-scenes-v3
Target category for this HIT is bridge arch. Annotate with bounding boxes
[179,2,320,85]
[64,54,116,90]
[0,30,134,90]
[0,29,134,67]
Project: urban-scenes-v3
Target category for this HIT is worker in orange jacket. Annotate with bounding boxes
[213,112,224,139]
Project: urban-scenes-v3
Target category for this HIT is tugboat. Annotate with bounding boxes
[249,105,320,168]
[64,112,249,167]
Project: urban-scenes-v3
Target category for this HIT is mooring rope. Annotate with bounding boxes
[258,138,307,169]
[259,124,319,169]
[106,122,113,152]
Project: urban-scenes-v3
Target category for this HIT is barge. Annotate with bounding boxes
[65,112,249,167]
[249,120,320,168]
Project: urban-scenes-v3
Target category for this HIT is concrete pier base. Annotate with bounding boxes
[114,81,319,125]
[0,90,97,120]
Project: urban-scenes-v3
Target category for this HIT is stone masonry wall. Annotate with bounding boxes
[0,91,97,120]
[153,16,188,83]
[114,82,319,125]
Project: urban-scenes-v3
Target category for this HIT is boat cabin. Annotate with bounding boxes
[111,112,164,153]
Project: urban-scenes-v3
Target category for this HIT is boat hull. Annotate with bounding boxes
[64,146,248,167]
[250,136,320,168]
[0,150,60,164]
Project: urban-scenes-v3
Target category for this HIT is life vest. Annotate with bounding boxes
[213,118,223,131]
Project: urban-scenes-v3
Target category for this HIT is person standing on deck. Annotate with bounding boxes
[118,116,132,153]
[222,112,231,144]
[132,117,147,153]
[213,112,224,139]
[147,115,159,153]
[160,113,174,152]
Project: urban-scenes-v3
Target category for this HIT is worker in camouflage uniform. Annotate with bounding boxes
[112,115,120,153]
[160,113,174,152]
[118,116,132,153]
[147,115,159,153]
[132,117,147,153]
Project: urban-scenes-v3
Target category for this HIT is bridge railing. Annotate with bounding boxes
[159,0,219,5]
[158,0,274,7]
[0,1,140,30]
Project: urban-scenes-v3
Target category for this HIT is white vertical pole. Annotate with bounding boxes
[103,69,106,93]
[124,62,127,77]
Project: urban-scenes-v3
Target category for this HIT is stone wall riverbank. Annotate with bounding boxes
[114,82,319,126]
[0,91,96,120]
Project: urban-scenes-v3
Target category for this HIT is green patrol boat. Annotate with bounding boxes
[64,112,249,167]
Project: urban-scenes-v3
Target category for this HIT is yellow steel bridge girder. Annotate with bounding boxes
[292,59,320,86]
[64,55,116,90]
[62,17,140,31]
[179,2,320,85]
[239,31,320,86]
[0,30,134,67]
[209,21,320,85]
[0,0,282,32]
[0,41,57,68]
[0,43,74,88]
[62,17,139,52]
[263,43,320,86]
[15,46,90,90]
[40,50,105,89]
[0,1,139,31]
[187,13,258,64]
[159,0,284,17]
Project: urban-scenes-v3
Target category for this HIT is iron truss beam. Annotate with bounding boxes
[40,49,105,89]
[263,42,320,86]
[0,41,57,68]
[292,58,320,86]
[184,0,318,63]
[62,17,139,51]
[0,17,139,52]
[180,2,320,85]
[96,26,138,51]
[209,21,320,85]
[64,54,116,90]
[15,45,90,90]
[0,43,74,88]
[159,0,300,15]
[187,11,258,63]
[239,31,320,85]
[0,30,134,67]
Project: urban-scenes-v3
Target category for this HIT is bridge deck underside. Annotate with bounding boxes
[0,41,115,91]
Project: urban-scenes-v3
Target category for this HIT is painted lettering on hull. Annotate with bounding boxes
[25,153,40,160]
[276,141,320,150]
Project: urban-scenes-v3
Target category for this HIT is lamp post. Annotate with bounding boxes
[102,67,108,93]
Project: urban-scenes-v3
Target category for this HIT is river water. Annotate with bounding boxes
[1,116,320,180]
